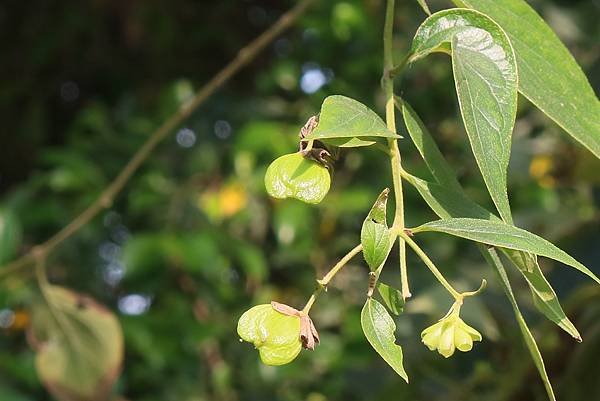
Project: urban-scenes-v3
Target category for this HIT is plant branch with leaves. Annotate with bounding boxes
[247,0,600,399]
[1,0,598,400]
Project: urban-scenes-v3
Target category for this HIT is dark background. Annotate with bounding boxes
[1,0,600,400]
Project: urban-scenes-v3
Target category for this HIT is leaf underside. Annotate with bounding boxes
[29,285,123,401]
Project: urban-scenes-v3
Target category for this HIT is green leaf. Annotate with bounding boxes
[454,0,600,159]
[415,0,432,16]
[480,246,556,401]
[413,218,600,285]
[264,153,331,204]
[410,9,518,223]
[324,137,377,148]
[361,298,408,382]
[406,173,581,339]
[402,101,581,340]
[0,207,22,265]
[377,282,405,315]
[401,101,461,191]
[503,249,581,341]
[404,173,494,221]
[361,189,393,270]
[303,95,400,145]
[29,285,123,401]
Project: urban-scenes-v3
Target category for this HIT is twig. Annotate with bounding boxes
[382,0,410,300]
[302,244,363,314]
[0,0,316,277]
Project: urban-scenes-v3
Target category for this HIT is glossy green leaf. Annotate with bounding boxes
[29,286,123,401]
[265,153,331,204]
[237,304,302,366]
[361,189,393,270]
[454,0,600,159]
[480,247,556,401]
[0,207,22,265]
[303,95,400,145]
[414,218,600,285]
[361,298,408,382]
[402,101,580,340]
[410,9,518,223]
[377,282,405,315]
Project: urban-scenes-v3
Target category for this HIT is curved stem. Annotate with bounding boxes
[302,244,363,314]
[398,230,461,300]
[301,293,318,315]
[461,279,487,298]
[383,0,410,300]
[0,0,317,277]
[317,244,363,288]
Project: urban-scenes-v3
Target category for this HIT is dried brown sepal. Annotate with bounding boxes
[299,115,319,140]
[270,301,299,316]
[270,301,320,351]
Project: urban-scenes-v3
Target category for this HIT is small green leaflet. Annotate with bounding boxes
[302,95,400,147]
[29,286,124,401]
[401,100,581,340]
[377,282,405,315]
[454,0,600,160]
[361,298,408,382]
[409,9,518,224]
[481,247,556,401]
[413,218,600,285]
[361,189,393,270]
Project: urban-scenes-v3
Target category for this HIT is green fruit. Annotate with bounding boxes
[264,153,330,204]
[237,304,302,365]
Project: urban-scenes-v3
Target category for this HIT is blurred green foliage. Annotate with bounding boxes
[1,0,600,400]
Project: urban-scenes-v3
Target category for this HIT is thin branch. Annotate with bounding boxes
[0,0,316,277]
[318,244,363,288]
[383,0,410,300]
[302,244,363,314]
[398,230,461,300]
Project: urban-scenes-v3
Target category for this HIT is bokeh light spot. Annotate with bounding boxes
[118,294,152,316]
[176,128,197,148]
[214,120,232,140]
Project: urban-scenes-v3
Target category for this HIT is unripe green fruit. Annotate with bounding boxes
[237,304,302,365]
[264,153,330,204]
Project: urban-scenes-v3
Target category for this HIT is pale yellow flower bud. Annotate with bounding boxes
[421,303,482,358]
